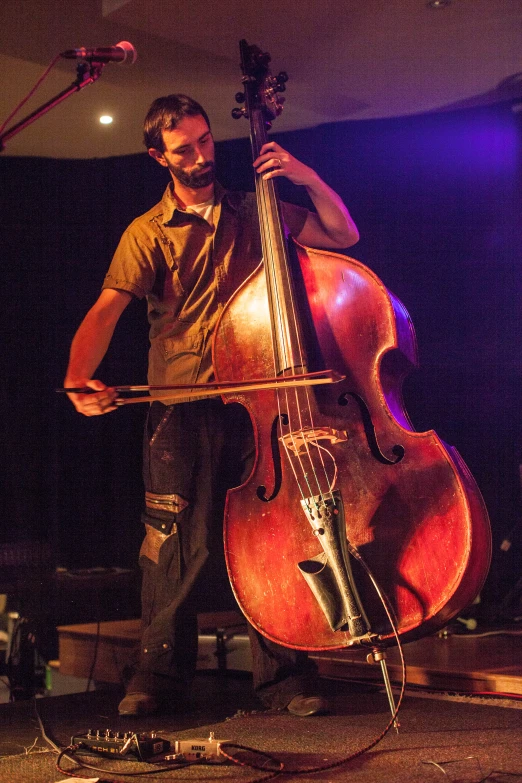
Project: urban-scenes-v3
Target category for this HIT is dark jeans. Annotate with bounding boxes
[131,398,317,709]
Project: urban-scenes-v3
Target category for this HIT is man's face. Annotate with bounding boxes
[149,114,215,190]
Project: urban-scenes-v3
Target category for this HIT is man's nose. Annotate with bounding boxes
[193,145,206,165]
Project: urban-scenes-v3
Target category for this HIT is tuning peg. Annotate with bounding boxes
[275,72,288,93]
[235,92,245,103]
[231,107,247,119]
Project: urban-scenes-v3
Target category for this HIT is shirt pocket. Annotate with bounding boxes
[149,322,209,391]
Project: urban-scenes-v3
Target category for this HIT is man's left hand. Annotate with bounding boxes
[253,142,319,188]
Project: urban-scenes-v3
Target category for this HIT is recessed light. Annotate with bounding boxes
[428,0,451,7]
[99,115,113,125]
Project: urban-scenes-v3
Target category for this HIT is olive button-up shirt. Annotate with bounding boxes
[102,181,308,399]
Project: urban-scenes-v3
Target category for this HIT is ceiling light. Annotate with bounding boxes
[99,115,113,125]
[428,0,451,7]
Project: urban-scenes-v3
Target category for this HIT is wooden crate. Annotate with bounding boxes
[57,611,248,683]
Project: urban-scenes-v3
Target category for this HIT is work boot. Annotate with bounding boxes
[286,693,330,716]
[118,691,160,716]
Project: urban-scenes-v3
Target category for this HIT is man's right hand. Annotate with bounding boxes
[65,378,118,416]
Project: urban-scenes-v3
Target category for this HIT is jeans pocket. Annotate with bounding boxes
[139,509,180,570]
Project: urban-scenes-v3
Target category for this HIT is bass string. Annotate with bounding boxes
[256,170,336,509]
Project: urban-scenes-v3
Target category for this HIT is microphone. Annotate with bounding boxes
[60,41,137,64]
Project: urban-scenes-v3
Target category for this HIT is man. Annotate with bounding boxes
[65,94,359,717]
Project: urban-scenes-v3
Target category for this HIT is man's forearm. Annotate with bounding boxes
[305,174,359,248]
[65,288,132,386]
[65,310,117,385]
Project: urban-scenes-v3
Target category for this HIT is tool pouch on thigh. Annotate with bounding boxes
[139,491,188,566]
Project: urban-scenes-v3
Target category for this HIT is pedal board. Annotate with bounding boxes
[71,729,229,763]
[72,730,170,760]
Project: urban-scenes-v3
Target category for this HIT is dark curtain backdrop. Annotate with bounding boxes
[1,99,520,605]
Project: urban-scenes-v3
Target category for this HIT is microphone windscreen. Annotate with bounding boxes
[116,41,137,64]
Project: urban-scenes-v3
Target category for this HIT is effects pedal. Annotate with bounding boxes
[166,732,230,764]
[72,729,170,760]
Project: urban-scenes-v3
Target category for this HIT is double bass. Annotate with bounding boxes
[213,41,491,652]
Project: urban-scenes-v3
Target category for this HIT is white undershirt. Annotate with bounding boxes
[185,197,215,227]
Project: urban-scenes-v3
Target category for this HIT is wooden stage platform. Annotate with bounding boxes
[57,613,522,696]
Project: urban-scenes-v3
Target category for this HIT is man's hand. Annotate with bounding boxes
[253,141,359,250]
[65,378,118,416]
[253,142,319,188]
[63,288,132,416]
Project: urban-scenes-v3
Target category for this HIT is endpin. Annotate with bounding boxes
[367,647,400,733]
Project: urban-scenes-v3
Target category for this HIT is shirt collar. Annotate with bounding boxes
[159,181,237,225]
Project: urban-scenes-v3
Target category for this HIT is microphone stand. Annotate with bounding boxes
[0,60,105,152]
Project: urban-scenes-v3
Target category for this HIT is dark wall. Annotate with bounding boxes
[1,100,520,602]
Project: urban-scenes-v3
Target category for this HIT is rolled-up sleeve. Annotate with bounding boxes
[102,218,161,299]
[281,201,309,240]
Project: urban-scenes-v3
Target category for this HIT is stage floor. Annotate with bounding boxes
[1,672,522,783]
[2,616,522,781]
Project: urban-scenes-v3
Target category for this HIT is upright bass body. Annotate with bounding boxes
[214,39,491,651]
[214,243,491,650]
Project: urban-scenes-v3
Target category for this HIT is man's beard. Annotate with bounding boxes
[168,160,215,189]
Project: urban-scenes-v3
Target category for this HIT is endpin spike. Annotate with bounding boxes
[367,647,400,733]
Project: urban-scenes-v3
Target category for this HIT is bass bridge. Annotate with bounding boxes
[279,427,348,456]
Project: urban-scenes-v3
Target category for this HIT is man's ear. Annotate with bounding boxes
[148,148,168,167]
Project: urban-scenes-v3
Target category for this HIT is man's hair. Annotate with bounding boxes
[143,94,211,152]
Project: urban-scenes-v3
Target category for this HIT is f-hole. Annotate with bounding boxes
[339,392,405,465]
[257,413,288,502]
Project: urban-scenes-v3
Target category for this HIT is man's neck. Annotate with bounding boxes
[172,181,214,208]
